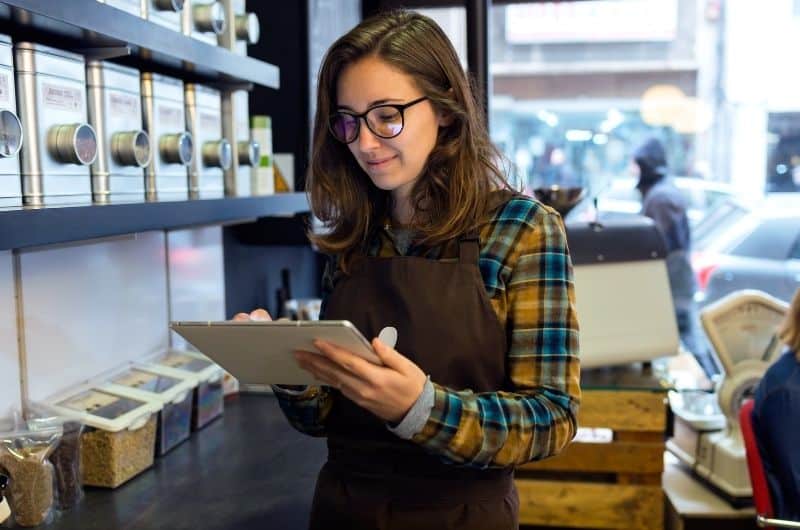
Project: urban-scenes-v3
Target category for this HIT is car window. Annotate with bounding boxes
[693,202,750,251]
[790,236,800,260]
[729,218,800,260]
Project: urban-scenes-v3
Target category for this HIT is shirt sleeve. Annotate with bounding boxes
[409,205,581,468]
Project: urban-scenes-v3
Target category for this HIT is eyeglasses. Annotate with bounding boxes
[328,96,429,144]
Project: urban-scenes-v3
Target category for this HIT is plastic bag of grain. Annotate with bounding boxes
[0,416,61,527]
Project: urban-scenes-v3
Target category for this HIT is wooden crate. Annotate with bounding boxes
[516,389,668,530]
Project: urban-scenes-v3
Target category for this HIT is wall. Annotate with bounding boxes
[0,227,226,416]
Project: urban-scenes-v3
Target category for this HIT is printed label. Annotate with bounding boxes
[157,104,183,129]
[109,92,139,118]
[42,83,82,112]
[200,112,219,132]
[0,73,8,104]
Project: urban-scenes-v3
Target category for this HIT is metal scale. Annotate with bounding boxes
[667,289,789,505]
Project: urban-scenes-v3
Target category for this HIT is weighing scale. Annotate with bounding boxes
[667,289,788,505]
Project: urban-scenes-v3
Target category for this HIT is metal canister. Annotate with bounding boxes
[185,83,230,198]
[142,0,185,32]
[232,90,259,197]
[182,0,226,46]
[0,35,23,207]
[142,72,192,200]
[87,61,150,204]
[218,0,259,52]
[95,0,142,17]
[14,42,97,206]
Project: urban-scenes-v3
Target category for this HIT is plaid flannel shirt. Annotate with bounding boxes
[275,194,581,468]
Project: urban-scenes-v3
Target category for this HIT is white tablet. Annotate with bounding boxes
[169,320,380,386]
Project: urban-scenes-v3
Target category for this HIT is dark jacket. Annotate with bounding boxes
[752,349,800,520]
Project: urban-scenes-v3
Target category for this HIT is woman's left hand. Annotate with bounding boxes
[294,338,427,424]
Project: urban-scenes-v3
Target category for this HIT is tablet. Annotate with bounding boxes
[169,320,380,386]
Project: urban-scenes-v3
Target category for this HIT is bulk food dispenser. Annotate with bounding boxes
[185,83,230,198]
[142,72,193,200]
[87,61,150,203]
[15,43,98,206]
[0,35,23,207]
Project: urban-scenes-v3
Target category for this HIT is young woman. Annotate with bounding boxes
[237,10,580,529]
[752,288,800,521]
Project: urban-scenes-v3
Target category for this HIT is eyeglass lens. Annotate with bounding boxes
[330,106,404,143]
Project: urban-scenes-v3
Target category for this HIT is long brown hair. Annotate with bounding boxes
[780,288,800,355]
[306,10,509,268]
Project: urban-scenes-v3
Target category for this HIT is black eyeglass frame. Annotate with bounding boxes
[328,96,430,144]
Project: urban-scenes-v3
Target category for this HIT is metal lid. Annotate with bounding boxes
[0,110,23,159]
[14,42,84,64]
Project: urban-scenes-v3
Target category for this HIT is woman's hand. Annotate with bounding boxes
[294,338,427,424]
[232,308,272,321]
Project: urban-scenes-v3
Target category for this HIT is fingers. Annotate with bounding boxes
[312,340,377,378]
[250,308,272,321]
[371,338,408,371]
[294,350,362,390]
[232,313,250,321]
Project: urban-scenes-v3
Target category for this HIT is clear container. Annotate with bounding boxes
[0,419,61,527]
[141,350,224,430]
[104,367,194,456]
[45,387,159,489]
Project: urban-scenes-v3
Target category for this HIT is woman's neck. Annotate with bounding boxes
[391,191,414,226]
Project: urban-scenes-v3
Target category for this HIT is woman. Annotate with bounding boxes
[752,288,800,520]
[236,10,580,529]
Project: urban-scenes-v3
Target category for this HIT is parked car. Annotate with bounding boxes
[692,195,800,307]
[565,176,737,228]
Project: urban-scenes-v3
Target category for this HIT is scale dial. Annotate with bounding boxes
[701,290,789,374]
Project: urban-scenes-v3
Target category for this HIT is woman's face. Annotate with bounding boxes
[336,55,444,203]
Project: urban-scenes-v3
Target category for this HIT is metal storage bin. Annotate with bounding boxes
[185,84,230,198]
[142,72,192,200]
[0,35,23,207]
[220,0,260,52]
[87,61,150,203]
[15,42,97,206]
[142,0,185,32]
[182,0,226,45]
[233,90,259,197]
[96,0,141,17]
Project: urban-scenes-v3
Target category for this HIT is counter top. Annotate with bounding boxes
[47,394,327,530]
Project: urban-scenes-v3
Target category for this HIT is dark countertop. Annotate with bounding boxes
[48,394,327,530]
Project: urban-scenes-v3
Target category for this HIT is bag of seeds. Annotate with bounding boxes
[0,418,61,527]
[25,407,85,511]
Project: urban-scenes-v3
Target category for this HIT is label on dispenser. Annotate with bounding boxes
[109,92,139,118]
[42,83,82,112]
[157,104,183,130]
[200,112,219,131]
[0,73,8,104]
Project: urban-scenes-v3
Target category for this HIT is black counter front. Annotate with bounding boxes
[48,395,327,530]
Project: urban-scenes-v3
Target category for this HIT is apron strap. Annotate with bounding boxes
[458,231,481,265]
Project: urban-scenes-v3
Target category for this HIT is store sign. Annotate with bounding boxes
[506,0,678,44]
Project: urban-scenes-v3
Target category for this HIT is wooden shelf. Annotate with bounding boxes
[0,0,279,89]
[0,192,309,250]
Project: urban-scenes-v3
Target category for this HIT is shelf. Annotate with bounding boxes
[0,192,309,250]
[0,0,279,89]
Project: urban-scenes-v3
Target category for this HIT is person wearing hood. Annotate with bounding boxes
[633,137,715,375]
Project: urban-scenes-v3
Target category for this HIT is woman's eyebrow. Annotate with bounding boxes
[337,98,404,111]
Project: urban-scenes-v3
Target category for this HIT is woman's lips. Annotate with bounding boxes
[365,155,397,169]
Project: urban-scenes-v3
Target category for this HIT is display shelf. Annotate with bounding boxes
[0,0,279,89]
[0,192,309,250]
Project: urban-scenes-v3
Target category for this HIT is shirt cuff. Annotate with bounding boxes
[271,385,313,397]
[387,376,434,440]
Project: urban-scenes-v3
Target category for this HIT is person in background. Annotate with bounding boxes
[632,137,715,375]
[235,10,580,530]
[752,287,800,521]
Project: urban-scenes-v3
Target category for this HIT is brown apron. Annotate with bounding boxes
[310,196,518,530]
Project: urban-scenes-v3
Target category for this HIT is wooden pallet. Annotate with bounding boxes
[517,389,668,530]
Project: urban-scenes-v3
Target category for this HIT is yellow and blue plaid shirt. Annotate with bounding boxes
[275,194,581,468]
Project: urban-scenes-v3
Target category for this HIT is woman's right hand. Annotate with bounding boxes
[232,308,273,321]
